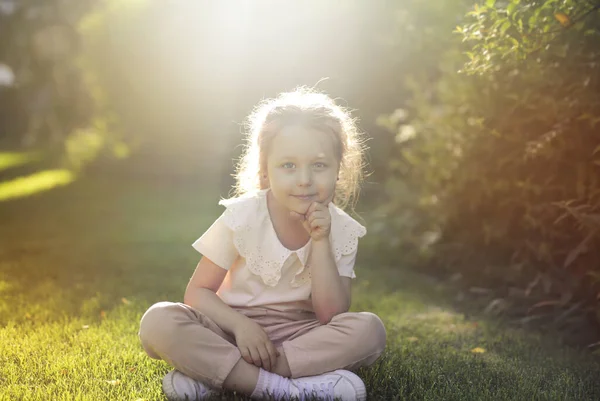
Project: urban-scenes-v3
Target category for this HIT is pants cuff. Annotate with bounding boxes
[212,347,242,389]
[282,341,311,379]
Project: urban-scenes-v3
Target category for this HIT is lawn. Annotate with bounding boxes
[0,174,599,400]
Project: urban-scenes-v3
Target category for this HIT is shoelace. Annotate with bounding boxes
[296,380,335,401]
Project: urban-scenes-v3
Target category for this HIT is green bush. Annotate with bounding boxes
[378,0,600,325]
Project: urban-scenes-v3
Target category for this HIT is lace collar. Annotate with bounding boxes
[219,189,366,287]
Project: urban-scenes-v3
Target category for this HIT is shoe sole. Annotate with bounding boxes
[162,370,181,401]
[332,369,367,401]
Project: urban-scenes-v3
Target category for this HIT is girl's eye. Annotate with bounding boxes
[314,162,327,168]
[282,162,295,169]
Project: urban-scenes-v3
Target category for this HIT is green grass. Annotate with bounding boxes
[0,174,599,400]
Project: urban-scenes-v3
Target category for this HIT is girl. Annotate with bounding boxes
[139,87,387,401]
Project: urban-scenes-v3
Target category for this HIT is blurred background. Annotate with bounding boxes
[1,0,600,347]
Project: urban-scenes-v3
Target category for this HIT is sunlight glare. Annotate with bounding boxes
[0,169,75,201]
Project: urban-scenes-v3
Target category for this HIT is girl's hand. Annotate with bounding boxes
[291,201,332,242]
[232,317,279,372]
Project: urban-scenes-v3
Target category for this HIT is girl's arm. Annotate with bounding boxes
[309,239,352,324]
[183,257,251,335]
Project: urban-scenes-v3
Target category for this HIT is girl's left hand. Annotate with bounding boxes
[291,202,331,241]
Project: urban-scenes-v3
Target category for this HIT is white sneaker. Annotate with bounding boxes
[288,370,366,401]
[162,370,219,401]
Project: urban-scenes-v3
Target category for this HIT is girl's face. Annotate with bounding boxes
[266,125,340,215]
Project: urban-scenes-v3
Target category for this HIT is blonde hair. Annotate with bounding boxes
[233,86,367,210]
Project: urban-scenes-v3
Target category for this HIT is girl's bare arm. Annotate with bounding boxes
[183,257,251,336]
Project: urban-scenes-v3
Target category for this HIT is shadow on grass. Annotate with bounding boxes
[349,262,600,400]
[0,173,223,328]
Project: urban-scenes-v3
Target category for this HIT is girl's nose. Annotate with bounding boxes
[297,168,312,186]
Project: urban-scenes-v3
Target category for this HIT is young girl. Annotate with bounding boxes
[138,87,387,401]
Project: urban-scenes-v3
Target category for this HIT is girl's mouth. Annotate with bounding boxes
[293,194,316,201]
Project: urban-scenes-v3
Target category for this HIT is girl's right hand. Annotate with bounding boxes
[232,317,280,372]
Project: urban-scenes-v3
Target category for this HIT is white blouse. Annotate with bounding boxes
[192,189,366,312]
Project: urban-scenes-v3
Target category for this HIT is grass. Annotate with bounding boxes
[0,173,599,400]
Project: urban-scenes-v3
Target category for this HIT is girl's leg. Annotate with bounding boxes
[140,302,296,397]
[138,301,242,389]
[222,358,260,394]
[221,344,291,394]
[220,333,370,400]
[140,303,379,399]
[271,346,292,377]
[280,312,387,379]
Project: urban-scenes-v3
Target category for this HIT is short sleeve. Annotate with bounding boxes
[191,213,239,270]
[336,248,358,279]
[329,203,365,280]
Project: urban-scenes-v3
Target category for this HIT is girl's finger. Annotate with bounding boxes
[308,211,328,225]
[248,347,261,367]
[302,219,312,233]
[317,200,329,210]
[310,217,329,230]
[240,347,252,365]
[289,211,305,221]
[258,345,271,372]
[267,343,279,372]
[306,202,318,216]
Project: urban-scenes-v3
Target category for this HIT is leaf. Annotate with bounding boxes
[554,12,570,27]
[484,298,509,315]
[468,4,487,16]
[529,14,538,27]
[553,211,570,225]
[564,231,594,268]
[588,341,600,349]
[486,0,496,7]
[471,347,486,353]
[105,380,120,385]
[507,3,517,16]
[500,20,511,34]
[469,287,492,294]
[528,300,562,314]
[121,297,131,305]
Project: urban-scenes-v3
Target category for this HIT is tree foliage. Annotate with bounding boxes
[378,0,600,335]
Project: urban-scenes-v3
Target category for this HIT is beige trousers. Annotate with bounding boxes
[138,302,387,389]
